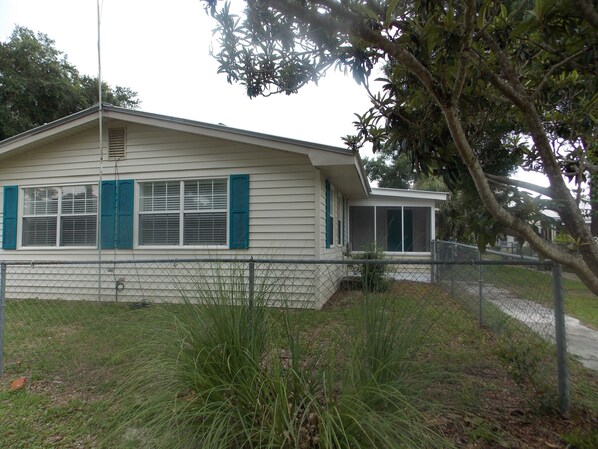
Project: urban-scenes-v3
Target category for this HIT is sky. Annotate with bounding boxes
[0,0,376,149]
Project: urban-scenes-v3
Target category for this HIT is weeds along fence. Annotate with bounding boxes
[433,240,569,413]
[0,250,570,413]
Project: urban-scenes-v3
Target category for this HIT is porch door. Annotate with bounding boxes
[387,209,402,252]
[404,209,413,251]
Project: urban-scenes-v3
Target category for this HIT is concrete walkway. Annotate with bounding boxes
[462,282,598,371]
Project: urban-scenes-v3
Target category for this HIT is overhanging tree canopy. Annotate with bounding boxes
[204,0,598,294]
[0,26,140,141]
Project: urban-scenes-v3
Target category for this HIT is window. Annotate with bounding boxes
[22,185,98,247]
[139,179,227,246]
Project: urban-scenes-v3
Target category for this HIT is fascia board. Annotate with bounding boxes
[370,188,449,202]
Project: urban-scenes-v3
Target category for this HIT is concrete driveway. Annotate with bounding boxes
[462,282,598,371]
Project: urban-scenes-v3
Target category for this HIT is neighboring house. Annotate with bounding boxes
[496,210,559,255]
[0,105,447,308]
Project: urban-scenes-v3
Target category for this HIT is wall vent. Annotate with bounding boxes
[108,127,126,159]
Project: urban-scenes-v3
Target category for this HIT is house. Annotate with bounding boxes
[496,210,559,256]
[0,105,447,308]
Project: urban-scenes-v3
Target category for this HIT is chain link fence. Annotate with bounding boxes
[433,241,570,412]
[434,241,556,338]
[0,245,572,413]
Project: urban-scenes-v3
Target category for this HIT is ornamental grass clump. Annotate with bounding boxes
[111,267,450,449]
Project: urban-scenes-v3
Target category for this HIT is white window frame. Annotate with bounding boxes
[137,178,229,248]
[20,183,98,249]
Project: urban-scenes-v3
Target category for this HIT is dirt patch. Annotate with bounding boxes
[321,288,365,309]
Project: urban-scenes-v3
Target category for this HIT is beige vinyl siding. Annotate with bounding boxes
[4,262,322,307]
[314,174,346,308]
[0,123,330,307]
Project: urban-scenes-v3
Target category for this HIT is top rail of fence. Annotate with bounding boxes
[435,240,543,262]
[0,257,551,267]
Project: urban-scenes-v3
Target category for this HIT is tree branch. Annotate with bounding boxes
[468,49,529,108]
[478,30,527,96]
[485,173,552,197]
[531,48,587,102]
[442,105,598,293]
[452,0,476,105]
[272,0,447,106]
[471,32,598,273]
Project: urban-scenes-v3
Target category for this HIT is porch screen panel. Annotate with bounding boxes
[378,207,403,252]
[349,206,374,251]
[404,207,431,252]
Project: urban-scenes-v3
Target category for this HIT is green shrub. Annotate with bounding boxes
[352,244,389,293]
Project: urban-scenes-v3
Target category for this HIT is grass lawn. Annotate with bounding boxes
[0,283,597,448]
[562,273,598,329]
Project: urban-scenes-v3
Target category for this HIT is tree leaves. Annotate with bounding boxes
[203,0,598,293]
[0,26,139,140]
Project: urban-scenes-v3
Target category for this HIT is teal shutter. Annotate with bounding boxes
[100,181,116,249]
[229,175,249,249]
[116,180,134,249]
[342,198,346,245]
[2,185,18,250]
[325,180,331,249]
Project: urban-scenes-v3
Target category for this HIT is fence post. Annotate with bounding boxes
[430,240,436,284]
[248,257,255,309]
[0,262,6,376]
[552,263,570,416]
[451,243,455,297]
[478,250,484,327]
[248,257,255,338]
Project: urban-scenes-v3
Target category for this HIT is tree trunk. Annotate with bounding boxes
[441,106,598,295]
[591,172,598,237]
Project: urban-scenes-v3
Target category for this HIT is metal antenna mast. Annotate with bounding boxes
[97,0,104,302]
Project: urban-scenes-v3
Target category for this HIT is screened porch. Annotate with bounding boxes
[349,205,433,254]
